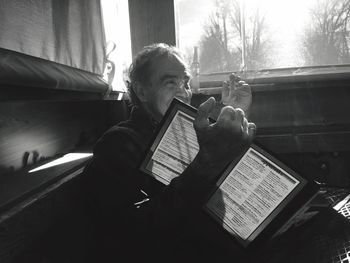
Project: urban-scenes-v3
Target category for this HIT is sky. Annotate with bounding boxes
[175,0,317,68]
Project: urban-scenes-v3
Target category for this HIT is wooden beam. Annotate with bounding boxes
[0,167,88,263]
[128,0,176,57]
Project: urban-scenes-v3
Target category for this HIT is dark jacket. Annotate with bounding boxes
[85,106,245,262]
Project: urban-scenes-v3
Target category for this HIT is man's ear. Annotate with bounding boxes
[133,81,148,102]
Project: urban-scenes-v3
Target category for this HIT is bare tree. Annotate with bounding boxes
[182,46,195,68]
[199,0,240,73]
[228,0,271,70]
[302,0,350,65]
[198,0,271,73]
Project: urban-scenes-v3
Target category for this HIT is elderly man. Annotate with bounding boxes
[85,43,256,262]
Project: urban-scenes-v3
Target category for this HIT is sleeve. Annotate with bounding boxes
[84,127,222,260]
[85,128,147,221]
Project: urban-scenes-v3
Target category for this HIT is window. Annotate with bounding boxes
[175,0,350,80]
[101,0,132,92]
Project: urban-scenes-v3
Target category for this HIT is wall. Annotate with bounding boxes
[0,100,130,177]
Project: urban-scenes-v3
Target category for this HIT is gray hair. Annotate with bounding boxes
[127,43,184,106]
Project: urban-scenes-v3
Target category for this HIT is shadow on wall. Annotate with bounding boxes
[0,100,129,178]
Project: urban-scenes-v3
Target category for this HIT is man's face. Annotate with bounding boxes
[141,54,192,122]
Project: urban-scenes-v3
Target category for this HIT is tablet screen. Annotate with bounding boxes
[140,100,199,185]
[205,144,307,247]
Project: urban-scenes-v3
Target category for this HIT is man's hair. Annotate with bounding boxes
[127,43,184,106]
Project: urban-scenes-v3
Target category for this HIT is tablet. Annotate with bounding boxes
[203,143,318,248]
[140,98,201,185]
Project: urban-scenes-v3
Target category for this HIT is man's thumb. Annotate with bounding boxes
[195,97,216,128]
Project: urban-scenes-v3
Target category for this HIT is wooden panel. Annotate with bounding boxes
[0,167,90,263]
[0,100,130,177]
[249,85,350,129]
[0,100,130,262]
[0,86,104,101]
[129,0,176,56]
[0,158,89,214]
[256,131,350,153]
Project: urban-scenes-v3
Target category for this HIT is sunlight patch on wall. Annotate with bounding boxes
[29,153,93,173]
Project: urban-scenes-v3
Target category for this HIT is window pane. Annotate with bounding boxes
[101,0,132,92]
[175,0,350,73]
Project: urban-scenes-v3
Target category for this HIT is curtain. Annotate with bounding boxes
[0,0,106,76]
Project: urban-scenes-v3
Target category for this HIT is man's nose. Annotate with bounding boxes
[176,86,192,102]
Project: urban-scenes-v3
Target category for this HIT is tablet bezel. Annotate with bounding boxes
[139,98,200,184]
[203,142,318,248]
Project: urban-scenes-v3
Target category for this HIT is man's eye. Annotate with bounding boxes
[165,80,177,86]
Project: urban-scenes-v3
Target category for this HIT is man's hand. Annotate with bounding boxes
[173,97,256,205]
[221,73,252,116]
[193,97,256,180]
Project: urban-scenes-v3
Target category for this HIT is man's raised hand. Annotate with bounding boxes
[194,97,256,176]
[221,73,252,116]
